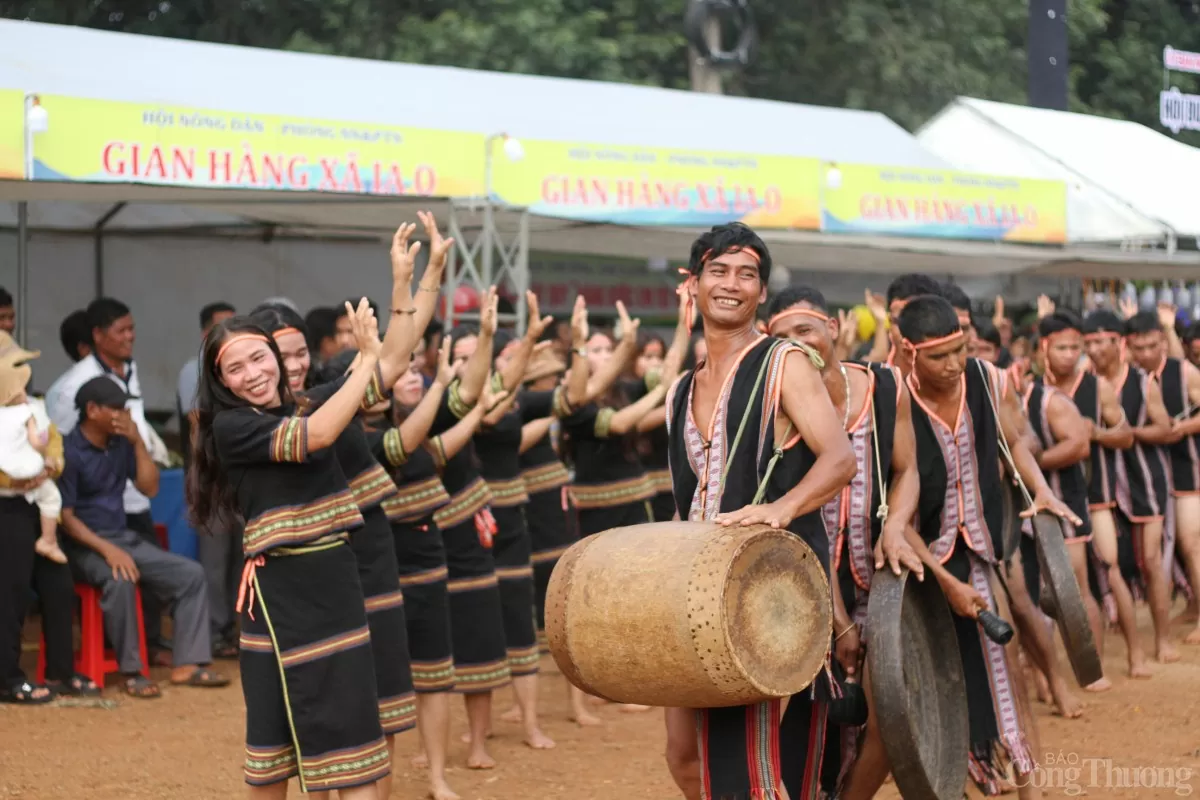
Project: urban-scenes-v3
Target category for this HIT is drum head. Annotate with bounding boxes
[868,569,969,800]
[1033,513,1104,687]
[1000,482,1021,562]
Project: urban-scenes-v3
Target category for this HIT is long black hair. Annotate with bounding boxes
[186,316,293,531]
[250,302,316,389]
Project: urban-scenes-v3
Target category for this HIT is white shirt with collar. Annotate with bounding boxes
[45,354,170,515]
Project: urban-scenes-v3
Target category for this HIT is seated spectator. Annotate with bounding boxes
[59,310,93,363]
[58,377,228,698]
[0,286,14,335]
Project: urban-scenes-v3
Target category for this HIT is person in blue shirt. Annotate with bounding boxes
[59,376,228,698]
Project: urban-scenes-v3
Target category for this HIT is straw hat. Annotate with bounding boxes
[0,331,38,406]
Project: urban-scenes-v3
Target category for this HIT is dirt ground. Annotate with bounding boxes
[3,607,1200,800]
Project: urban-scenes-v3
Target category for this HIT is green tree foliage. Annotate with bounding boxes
[4,0,1200,138]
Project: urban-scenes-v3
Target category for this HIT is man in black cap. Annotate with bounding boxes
[58,377,228,698]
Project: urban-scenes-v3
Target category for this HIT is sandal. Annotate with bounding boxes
[171,667,231,688]
[1,680,54,705]
[213,640,239,660]
[124,675,161,699]
[46,673,101,698]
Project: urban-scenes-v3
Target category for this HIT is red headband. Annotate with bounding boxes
[216,333,269,365]
[767,307,829,336]
[902,329,965,354]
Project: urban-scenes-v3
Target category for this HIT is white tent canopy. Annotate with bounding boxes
[917,97,1200,247]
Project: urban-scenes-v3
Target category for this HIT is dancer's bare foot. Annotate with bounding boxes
[569,708,603,726]
[1157,641,1182,663]
[617,703,653,713]
[1083,678,1112,694]
[1172,605,1199,626]
[466,744,496,770]
[524,728,556,749]
[587,695,610,707]
[429,778,461,800]
[412,751,429,769]
[1129,661,1153,679]
[1052,680,1086,716]
[500,705,523,723]
[1184,628,1200,645]
[460,729,493,744]
[35,538,67,564]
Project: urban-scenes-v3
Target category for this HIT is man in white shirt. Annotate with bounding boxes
[176,301,239,658]
[45,298,173,659]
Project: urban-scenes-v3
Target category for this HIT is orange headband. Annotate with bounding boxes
[767,307,829,335]
[216,333,270,365]
[1083,332,1120,341]
[272,327,302,340]
[902,329,965,354]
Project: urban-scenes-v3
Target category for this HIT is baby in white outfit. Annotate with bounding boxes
[0,391,66,563]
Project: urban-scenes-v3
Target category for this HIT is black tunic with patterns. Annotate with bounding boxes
[1024,379,1092,542]
[819,362,898,796]
[368,422,456,694]
[429,382,511,693]
[307,377,416,735]
[215,379,389,792]
[518,391,577,643]
[666,336,829,800]
[1113,364,1170,522]
[477,403,539,677]
[642,424,676,522]
[1063,371,1119,510]
[1157,357,1200,495]
[909,359,1034,794]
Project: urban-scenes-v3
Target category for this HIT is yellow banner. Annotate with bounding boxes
[820,163,1067,244]
[23,94,486,197]
[0,90,24,179]
[490,139,821,230]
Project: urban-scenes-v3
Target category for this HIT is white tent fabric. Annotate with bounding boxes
[917,97,1199,245]
[0,18,949,232]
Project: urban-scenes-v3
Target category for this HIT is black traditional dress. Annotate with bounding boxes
[218,371,391,793]
[430,382,511,693]
[908,358,1034,794]
[1060,371,1119,512]
[666,336,830,800]
[368,423,455,693]
[819,362,898,794]
[519,390,576,648]
[476,396,540,678]
[642,424,676,522]
[1112,363,1178,581]
[1157,357,1200,495]
[563,376,658,536]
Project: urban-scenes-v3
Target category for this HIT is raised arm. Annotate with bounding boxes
[564,296,590,411]
[583,301,640,403]
[483,374,520,427]
[1173,361,1200,437]
[1040,391,1092,471]
[498,292,554,392]
[1094,377,1134,450]
[455,287,499,408]
[717,348,856,528]
[637,406,667,433]
[1161,303,1185,361]
[395,340,453,457]
[308,300,384,452]
[429,379,508,462]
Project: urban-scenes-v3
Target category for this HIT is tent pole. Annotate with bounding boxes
[514,210,529,337]
[16,201,28,346]
[92,201,126,299]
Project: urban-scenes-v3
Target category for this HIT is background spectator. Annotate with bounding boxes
[59,310,93,363]
[0,287,14,336]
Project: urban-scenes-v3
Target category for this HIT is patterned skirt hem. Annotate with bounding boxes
[453,660,512,694]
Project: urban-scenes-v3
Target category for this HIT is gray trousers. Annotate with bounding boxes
[196,517,243,641]
[68,529,211,674]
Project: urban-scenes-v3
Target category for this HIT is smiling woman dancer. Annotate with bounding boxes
[189,300,391,799]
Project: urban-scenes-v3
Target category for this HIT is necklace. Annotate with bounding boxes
[839,362,851,430]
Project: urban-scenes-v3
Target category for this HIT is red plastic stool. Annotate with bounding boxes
[154,523,168,550]
[37,583,150,686]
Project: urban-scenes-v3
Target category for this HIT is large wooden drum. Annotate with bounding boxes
[545,521,831,708]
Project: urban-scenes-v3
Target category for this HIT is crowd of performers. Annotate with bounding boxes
[184,213,1200,800]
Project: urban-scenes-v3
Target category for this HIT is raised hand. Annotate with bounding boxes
[1037,294,1056,320]
[1158,301,1178,331]
[480,287,500,337]
[417,210,455,269]
[346,298,382,359]
[864,290,887,322]
[615,300,641,343]
[525,291,553,341]
[434,338,455,387]
[390,222,420,284]
[570,295,589,347]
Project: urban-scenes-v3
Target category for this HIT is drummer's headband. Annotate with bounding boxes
[1083,331,1121,342]
[271,326,303,341]
[767,307,830,335]
[216,333,270,366]
[1040,329,1081,350]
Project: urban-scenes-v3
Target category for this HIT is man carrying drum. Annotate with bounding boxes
[662,223,857,800]
[765,284,923,800]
